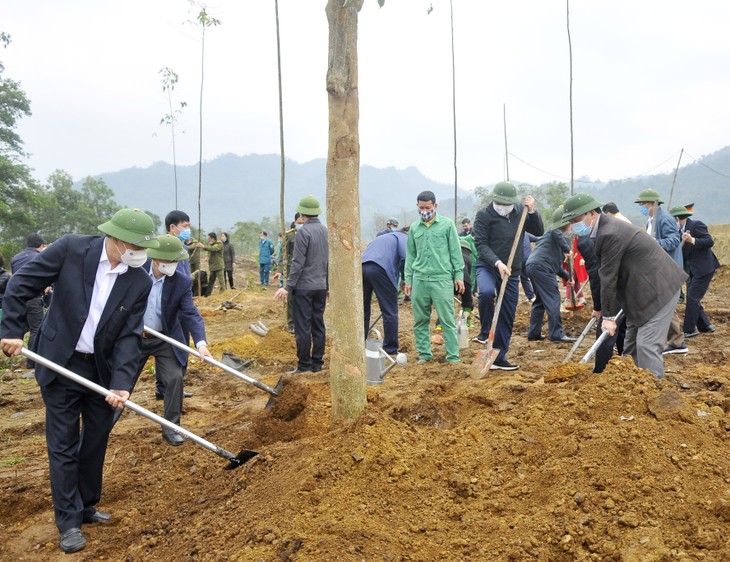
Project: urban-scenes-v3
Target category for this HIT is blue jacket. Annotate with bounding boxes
[259,238,275,265]
[1,235,152,391]
[651,206,683,268]
[525,229,571,280]
[362,231,408,288]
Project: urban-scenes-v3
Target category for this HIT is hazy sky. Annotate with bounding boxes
[3,0,730,191]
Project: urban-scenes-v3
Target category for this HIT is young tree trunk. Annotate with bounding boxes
[325,0,367,420]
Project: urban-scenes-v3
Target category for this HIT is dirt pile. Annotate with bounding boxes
[1,261,729,561]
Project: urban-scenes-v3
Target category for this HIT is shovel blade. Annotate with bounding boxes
[470,347,500,380]
[224,449,259,470]
[264,376,285,411]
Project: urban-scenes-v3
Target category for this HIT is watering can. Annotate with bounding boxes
[365,328,407,385]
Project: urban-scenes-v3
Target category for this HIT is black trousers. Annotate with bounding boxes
[362,262,399,354]
[594,315,627,373]
[293,288,327,370]
[683,271,714,333]
[40,354,115,533]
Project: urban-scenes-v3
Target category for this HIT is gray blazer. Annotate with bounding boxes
[594,214,687,327]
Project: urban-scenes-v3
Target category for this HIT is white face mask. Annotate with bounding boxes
[493,203,514,217]
[157,262,178,277]
[116,241,147,268]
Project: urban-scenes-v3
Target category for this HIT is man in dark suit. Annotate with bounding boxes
[669,205,720,337]
[562,194,687,379]
[0,208,158,554]
[114,235,211,446]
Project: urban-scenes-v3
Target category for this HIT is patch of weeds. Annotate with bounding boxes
[0,455,26,466]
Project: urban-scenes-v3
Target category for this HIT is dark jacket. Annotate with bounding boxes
[11,246,42,274]
[145,261,207,367]
[576,234,601,311]
[594,214,687,326]
[473,203,544,275]
[681,218,720,277]
[1,235,152,391]
[0,267,9,309]
[222,241,235,270]
[525,229,571,280]
[286,218,328,292]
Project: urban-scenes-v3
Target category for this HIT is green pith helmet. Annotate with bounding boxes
[561,193,603,222]
[146,234,190,261]
[98,208,159,248]
[634,188,664,204]
[551,205,570,229]
[669,205,692,218]
[295,195,322,216]
[490,181,521,205]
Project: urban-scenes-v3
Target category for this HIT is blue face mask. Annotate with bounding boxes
[639,205,650,217]
[571,221,592,237]
[177,228,191,241]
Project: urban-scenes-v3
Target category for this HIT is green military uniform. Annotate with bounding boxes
[201,239,224,295]
[185,238,200,273]
[405,213,464,362]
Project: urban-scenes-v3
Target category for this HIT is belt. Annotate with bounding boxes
[142,331,153,339]
[72,351,95,360]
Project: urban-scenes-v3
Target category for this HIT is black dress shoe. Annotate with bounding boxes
[699,325,716,333]
[155,391,164,400]
[286,368,311,375]
[83,510,112,524]
[527,335,545,341]
[552,336,577,343]
[162,432,184,446]
[60,528,86,553]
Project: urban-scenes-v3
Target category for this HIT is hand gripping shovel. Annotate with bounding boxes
[579,309,624,364]
[562,316,597,364]
[21,348,257,470]
[142,326,282,410]
[471,205,529,379]
[564,277,589,311]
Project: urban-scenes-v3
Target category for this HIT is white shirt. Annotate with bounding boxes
[75,239,128,353]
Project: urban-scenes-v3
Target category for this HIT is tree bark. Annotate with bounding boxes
[325,0,367,420]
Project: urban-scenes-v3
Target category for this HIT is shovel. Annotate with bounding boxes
[564,276,589,311]
[471,205,529,379]
[562,316,597,363]
[142,326,282,410]
[20,348,257,470]
[579,309,624,364]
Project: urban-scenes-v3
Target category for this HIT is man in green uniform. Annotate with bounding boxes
[404,190,465,363]
[198,232,224,296]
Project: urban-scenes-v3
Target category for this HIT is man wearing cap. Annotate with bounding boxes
[11,232,49,368]
[635,189,687,355]
[472,181,544,370]
[274,195,329,374]
[113,235,212,446]
[0,208,158,553]
[562,194,687,379]
[525,206,575,343]
[377,217,400,237]
[669,205,719,337]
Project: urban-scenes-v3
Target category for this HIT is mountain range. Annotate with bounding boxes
[85,146,730,235]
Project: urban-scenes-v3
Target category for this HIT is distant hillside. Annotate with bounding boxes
[88,154,475,238]
[580,146,730,224]
[82,146,730,237]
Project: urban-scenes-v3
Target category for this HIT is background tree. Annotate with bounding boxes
[0,32,37,257]
[187,2,221,239]
[158,67,187,208]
